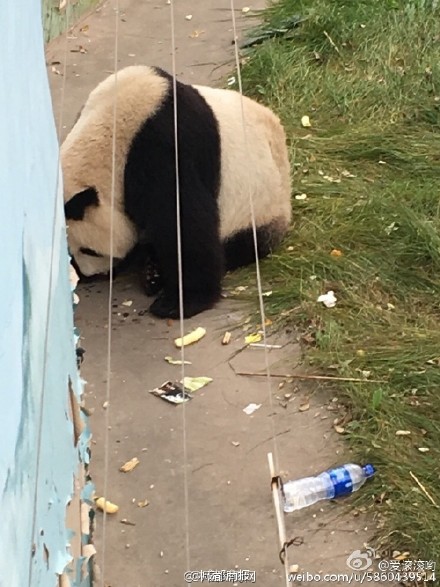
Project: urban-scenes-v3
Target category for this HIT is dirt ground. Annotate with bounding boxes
[47,2,390,585]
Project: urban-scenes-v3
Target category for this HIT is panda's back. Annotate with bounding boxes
[194,85,292,240]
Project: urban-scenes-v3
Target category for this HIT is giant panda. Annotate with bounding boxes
[61,65,292,319]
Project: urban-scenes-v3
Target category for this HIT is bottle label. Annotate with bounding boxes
[329,467,353,497]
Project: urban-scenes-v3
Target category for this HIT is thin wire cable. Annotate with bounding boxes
[27,4,72,585]
[169,0,191,573]
[100,0,120,584]
[228,2,279,472]
[228,3,290,584]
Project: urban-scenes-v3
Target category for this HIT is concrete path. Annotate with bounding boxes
[47,2,388,585]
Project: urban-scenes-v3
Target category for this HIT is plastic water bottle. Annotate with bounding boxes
[282,463,376,513]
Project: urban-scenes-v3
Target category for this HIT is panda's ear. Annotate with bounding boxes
[64,187,99,220]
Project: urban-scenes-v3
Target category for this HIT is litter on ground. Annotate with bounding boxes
[317,291,337,308]
[222,331,232,345]
[181,376,213,392]
[243,403,262,415]
[119,457,140,473]
[150,377,212,404]
[149,381,192,404]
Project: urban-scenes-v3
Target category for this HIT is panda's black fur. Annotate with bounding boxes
[124,68,223,318]
[62,66,292,319]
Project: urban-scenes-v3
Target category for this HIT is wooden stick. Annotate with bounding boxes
[409,471,438,507]
[268,453,286,550]
[238,371,385,384]
[323,30,341,55]
[268,453,293,582]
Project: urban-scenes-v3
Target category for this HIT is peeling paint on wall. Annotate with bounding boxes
[0,1,94,586]
[42,0,100,43]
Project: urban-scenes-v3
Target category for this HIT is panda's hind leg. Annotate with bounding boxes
[224,219,287,272]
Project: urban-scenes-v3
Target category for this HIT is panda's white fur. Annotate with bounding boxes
[62,65,292,318]
[193,84,291,240]
[62,68,169,276]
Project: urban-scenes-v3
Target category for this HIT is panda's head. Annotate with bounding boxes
[64,186,137,277]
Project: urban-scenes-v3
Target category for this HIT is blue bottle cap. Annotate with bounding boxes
[362,464,376,478]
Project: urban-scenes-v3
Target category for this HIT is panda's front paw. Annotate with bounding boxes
[149,293,179,319]
[149,291,219,319]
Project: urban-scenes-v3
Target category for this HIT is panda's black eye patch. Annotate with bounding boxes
[80,247,104,258]
[65,187,99,220]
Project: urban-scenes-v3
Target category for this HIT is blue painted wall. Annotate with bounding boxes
[0,1,93,585]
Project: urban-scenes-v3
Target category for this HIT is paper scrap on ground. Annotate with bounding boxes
[243,403,262,415]
[317,290,337,308]
[182,376,213,392]
[174,326,206,348]
[149,381,192,404]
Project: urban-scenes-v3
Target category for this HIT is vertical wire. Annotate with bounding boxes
[27,3,72,585]
[228,1,280,475]
[228,3,290,584]
[100,0,120,584]
[169,0,191,573]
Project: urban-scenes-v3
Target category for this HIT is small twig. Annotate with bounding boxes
[236,371,386,384]
[323,30,341,55]
[409,471,438,508]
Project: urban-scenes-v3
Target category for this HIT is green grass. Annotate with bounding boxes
[233,0,440,571]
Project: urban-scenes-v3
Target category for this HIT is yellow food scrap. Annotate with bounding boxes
[95,497,119,514]
[174,326,206,348]
[164,356,192,365]
[301,115,312,128]
[120,457,140,473]
[330,249,343,257]
[245,333,262,345]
